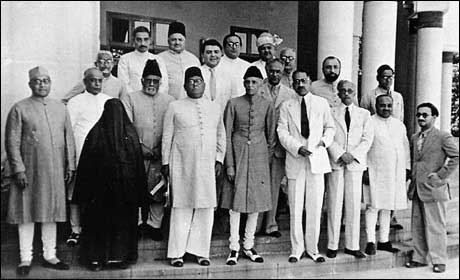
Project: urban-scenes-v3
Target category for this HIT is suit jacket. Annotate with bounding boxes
[408,127,459,202]
[328,104,374,171]
[259,81,296,158]
[277,93,335,178]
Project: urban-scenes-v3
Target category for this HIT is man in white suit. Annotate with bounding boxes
[277,69,335,263]
[326,80,373,259]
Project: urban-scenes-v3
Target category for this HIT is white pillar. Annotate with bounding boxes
[415,11,444,127]
[317,1,354,81]
[361,1,398,100]
[440,51,454,132]
[1,1,100,154]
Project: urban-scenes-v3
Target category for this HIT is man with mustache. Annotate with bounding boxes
[311,56,358,108]
[158,21,200,100]
[279,47,297,89]
[118,26,168,94]
[251,32,283,79]
[62,51,127,103]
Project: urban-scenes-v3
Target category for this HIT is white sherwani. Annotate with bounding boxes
[251,59,267,79]
[158,49,200,100]
[219,55,250,97]
[162,97,226,258]
[117,50,169,94]
[200,64,237,114]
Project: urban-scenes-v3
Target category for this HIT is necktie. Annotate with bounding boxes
[301,98,309,139]
[345,107,351,132]
[210,68,216,101]
[417,132,425,152]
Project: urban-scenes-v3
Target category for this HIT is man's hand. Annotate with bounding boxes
[65,170,75,185]
[338,152,355,165]
[215,161,223,177]
[406,169,411,181]
[298,146,312,157]
[15,172,28,189]
[227,167,236,183]
[161,164,169,179]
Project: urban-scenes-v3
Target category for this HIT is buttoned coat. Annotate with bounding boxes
[277,93,335,178]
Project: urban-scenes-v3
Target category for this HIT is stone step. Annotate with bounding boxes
[1,234,458,279]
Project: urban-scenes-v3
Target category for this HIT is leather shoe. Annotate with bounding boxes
[288,256,298,263]
[326,249,337,258]
[377,241,400,253]
[390,223,403,230]
[306,252,325,263]
[42,260,69,270]
[405,260,428,268]
[365,242,376,255]
[88,262,103,271]
[16,265,30,276]
[433,264,446,273]
[197,257,210,266]
[268,231,282,238]
[344,248,366,259]
[170,258,184,267]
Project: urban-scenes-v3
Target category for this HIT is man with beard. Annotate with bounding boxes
[277,69,335,263]
[311,56,358,108]
[251,32,283,79]
[405,103,458,273]
[120,59,175,241]
[158,21,200,100]
[279,48,296,89]
[257,58,296,238]
[219,33,251,97]
[62,51,127,103]
[6,66,75,276]
[118,26,168,94]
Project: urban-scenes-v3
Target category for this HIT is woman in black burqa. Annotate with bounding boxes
[72,98,148,271]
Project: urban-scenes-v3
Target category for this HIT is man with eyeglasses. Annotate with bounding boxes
[360,64,404,122]
[158,21,200,100]
[118,26,169,94]
[219,33,251,97]
[279,48,296,89]
[66,68,113,246]
[120,59,174,242]
[62,50,127,103]
[251,32,283,79]
[405,103,458,273]
[5,66,76,275]
[326,80,373,260]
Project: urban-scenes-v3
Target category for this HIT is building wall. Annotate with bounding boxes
[100,1,298,58]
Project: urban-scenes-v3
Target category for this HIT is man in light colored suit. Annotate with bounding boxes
[278,69,335,263]
[326,80,373,259]
[258,58,296,238]
[405,103,458,273]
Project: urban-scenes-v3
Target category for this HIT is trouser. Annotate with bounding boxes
[411,192,447,265]
[229,210,258,251]
[138,202,164,228]
[288,157,324,258]
[70,204,81,234]
[258,157,285,233]
[18,222,57,262]
[365,207,391,243]
[167,207,214,259]
[327,169,363,250]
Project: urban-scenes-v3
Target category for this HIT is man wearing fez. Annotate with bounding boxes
[5,66,76,275]
[62,50,127,103]
[251,32,283,79]
[220,66,276,265]
[158,21,200,100]
[162,66,226,267]
[120,59,175,241]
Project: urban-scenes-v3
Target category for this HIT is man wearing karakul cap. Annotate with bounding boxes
[120,59,175,241]
[251,32,283,79]
[5,66,76,275]
[158,21,200,99]
[161,66,226,267]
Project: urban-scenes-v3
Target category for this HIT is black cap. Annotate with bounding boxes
[142,59,162,78]
[168,21,186,37]
[244,66,263,80]
[184,66,203,82]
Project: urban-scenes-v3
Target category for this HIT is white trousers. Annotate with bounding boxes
[18,222,56,262]
[288,157,325,258]
[167,207,214,259]
[365,207,391,243]
[327,169,363,250]
[138,203,164,228]
[229,210,258,251]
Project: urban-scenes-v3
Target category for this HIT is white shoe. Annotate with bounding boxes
[226,250,238,265]
[243,248,264,263]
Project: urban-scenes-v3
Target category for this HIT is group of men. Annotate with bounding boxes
[4,20,458,276]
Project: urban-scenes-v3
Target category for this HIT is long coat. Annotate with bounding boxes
[220,95,276,213]
[162,97,226,208]
[5,96,76,224]
[363,115,410,210]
